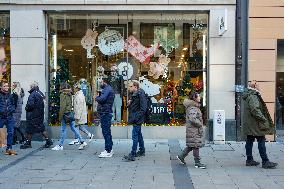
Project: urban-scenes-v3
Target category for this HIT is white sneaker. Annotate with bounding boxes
[51,145,63,151]
[69,139,79,145]
[98,150,113,158]
[88,134,94,142]
[78,142,87,150]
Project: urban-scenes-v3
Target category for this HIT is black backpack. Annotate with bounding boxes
[144,93,152,123]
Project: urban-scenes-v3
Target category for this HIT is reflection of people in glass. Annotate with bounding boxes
[176,92,206,168]
[96,78,115,158]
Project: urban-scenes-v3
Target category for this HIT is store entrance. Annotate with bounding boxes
[276,40,284,131]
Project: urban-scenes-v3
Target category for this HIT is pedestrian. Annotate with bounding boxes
[12,82,26,144]
[124,80,146,161]
[20,81,53,149]
[242,80,278,169]
[176,92,206,169]
[69,82,94,145]
[95,77,115,158]
[0,80,17,155]
[52,82,87,151]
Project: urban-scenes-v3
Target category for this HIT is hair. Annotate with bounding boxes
[102,77,110,84]
[189,91,199,101]
[60,82,71,90]
[12,82,22,96]
[0,80,8,87]
[30,81,39,89]
[131,80,140,88]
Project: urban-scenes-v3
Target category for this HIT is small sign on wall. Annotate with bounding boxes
[218,9,228,36]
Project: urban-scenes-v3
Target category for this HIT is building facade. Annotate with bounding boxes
[0,0,236,139]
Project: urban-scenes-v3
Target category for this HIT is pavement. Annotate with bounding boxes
[0,138,284,189]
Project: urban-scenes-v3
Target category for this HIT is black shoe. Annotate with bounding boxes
[262,161,278,169]
[135,150,145,157]
[20,141,32,149]
[176,155,186,165]
[246,160,260,166]
[43,140,53,148]
[124,154,135,161]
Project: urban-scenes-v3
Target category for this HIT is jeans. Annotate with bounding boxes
[60,119,83,146]
[75,124,91,138]
[245,135,269,163]
[0,116,15,149]
[100,113,113,152]
[112,94,122,122]
[131,125,145,156]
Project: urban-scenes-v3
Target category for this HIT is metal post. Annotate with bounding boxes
[235,0,249,141]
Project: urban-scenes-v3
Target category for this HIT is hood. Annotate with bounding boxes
[242,88,259,100]
[29,86,39,94]
[183,99,200,108]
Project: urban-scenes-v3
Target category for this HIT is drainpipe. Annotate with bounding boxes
[235,0,249,141]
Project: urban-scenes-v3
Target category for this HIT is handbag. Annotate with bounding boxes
[63,112,75,123]
[0,128,7,147]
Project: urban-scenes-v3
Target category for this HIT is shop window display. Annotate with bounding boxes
[0,12,10,82]
[48,13,208,126]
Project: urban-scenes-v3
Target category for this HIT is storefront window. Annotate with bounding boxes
[48,12,208,126]
[0,12,10,82]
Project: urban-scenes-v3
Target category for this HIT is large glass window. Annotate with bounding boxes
[48,12,208,126]
[0,12,10,82]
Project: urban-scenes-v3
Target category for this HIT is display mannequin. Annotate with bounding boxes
[109,65,124,123]
[92,66,106,112]
[79,78,92,105]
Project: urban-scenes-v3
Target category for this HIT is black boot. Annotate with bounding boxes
[262,161,278,169]
[124,153,135,161]
[246,160,260,166]
[135,150,145,157]
[194,157,206,169]
[43,139,53,148]
[20,140,32,149]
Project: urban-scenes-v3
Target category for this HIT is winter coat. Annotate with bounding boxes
[74,90,87,125]
[183,99,204,148]
[25,87,45,131]
[59,92,73,121]
[128,89,147,125]
[242,88,274,136]
[96,84,115,114]
[12,90,24,128]
[0,91,15,118]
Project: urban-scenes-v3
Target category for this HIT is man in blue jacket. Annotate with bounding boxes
[124,80,147,161]
[0,80,17,155]
[96,77,115,158]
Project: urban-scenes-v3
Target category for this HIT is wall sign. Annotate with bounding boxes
[218,9,228,36]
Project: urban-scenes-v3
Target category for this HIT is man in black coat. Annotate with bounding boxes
[124,80,147,161]
[0,80,17,155]
[20,81,53,149]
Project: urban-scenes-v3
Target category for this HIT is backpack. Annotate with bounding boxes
[144,93,152,123]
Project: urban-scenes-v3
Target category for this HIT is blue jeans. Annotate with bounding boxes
[60,119,84,146]
[245,135,269,163]
[131,125,145,156]
[75,124,91,139]
[0,116,15,150]
[100,113,113,152]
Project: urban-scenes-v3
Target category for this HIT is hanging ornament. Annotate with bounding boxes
[148,54,170,79]
[139,76,161,97]
[116,58,137,80]
[124,35,159,64]
[98,28,124,56]
[81,28,98,50]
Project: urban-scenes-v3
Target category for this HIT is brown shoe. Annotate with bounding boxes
[5,149,18,155]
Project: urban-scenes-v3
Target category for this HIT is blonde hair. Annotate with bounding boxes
[12,82,21,96]
[30,81,39,89]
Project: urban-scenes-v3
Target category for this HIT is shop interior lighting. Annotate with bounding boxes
[202,34,206,106]
[52,34,57,79]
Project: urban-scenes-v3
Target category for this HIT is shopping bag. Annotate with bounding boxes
[0,128,7,147]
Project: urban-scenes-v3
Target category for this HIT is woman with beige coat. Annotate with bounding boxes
[69,83,94,145]
[177,92,206,169]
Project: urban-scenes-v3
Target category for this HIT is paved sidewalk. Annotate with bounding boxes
[0,139,283,189]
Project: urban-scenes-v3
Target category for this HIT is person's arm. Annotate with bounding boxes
[247,95,267,123]
[96,88,110,103]
[136,92,147,119]
[25,95,35,112]
[187,108,203,128]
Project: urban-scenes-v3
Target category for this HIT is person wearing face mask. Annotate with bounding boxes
[0,80,17,155]
[95,77,115,158]
[176,92,206,169]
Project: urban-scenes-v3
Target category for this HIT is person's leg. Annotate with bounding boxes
[104,113,113,152]
[42,130,53,148]
[256,136,269,163]
[69,121,84,143]
[137,125,145,154]
[6,117,15,150]
[59,120,67,146]
[177,146,192,164]
[131,125,140,156]
[245,135,255,161]
[78,124,91,137]
[193,148,206,169]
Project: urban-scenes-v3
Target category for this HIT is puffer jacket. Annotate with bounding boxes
[0,91,15,118]
[183,99,204,148]
[59,92,73,121]
[74,90,87,125]
[25,87,45,127]
[13,90,24,128]
[242,88,274,136]
[128,89,147,125]
[96,84,115,114]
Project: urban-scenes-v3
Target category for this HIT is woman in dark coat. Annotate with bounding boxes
[12,82,25,144]
[177,92,206,169]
